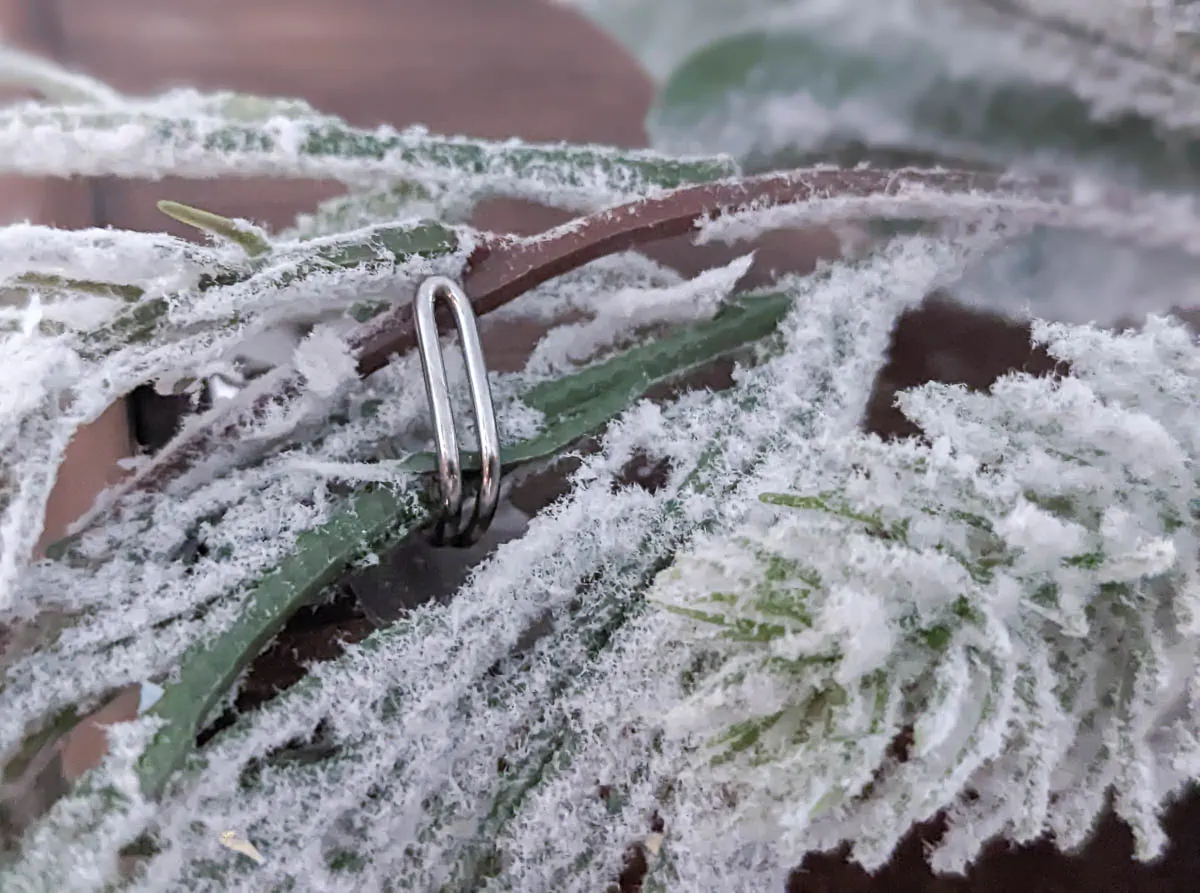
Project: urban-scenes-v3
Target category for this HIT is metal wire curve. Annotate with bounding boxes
[412,275,502,546]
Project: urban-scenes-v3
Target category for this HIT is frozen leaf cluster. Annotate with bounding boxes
[2,15,1200,893]
[0,232,984,892]
[648,311,1200,875]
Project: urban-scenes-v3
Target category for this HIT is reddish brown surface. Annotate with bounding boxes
[2,1,1197,890]
[786,793,1200,893]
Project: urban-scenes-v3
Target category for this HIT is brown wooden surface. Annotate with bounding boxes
[2,1,1198,890]
[0,0,131,549]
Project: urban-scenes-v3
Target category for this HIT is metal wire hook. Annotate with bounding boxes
[413,275,502,547]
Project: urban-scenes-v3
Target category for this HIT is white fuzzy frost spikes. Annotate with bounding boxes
[647,311,1200,875]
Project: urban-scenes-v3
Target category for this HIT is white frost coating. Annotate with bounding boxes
[489,250,683,322]
[0,224,228,302]
[635,315,1200,875]
[2,236,983,893]
[0,220,472,614]
[5,213,1199,891]
[293,326,356,398]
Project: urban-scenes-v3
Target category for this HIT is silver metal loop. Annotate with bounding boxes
[413,275,502,547]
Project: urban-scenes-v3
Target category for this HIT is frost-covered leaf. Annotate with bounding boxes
[0,93,736,210]
[3,24,1200,893]
[641,313,1200,875]
[648,26,1200,191]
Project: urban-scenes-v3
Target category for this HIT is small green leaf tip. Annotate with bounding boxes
[157,199,272,257]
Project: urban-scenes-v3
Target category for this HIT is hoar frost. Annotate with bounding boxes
[293,326,357,398]
[645,313,1200,874]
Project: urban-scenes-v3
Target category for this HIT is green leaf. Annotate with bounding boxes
[136,483,426,800]
[78,219,458,356]
[648,28,1200,191]
[10,272,143,302]
[157,200,271,257]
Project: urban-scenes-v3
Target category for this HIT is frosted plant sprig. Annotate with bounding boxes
[0,272,813,865]
[644,314,1200,874]
[0,234,940,888]
[68,235,948,893]
[132,287,811,802]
